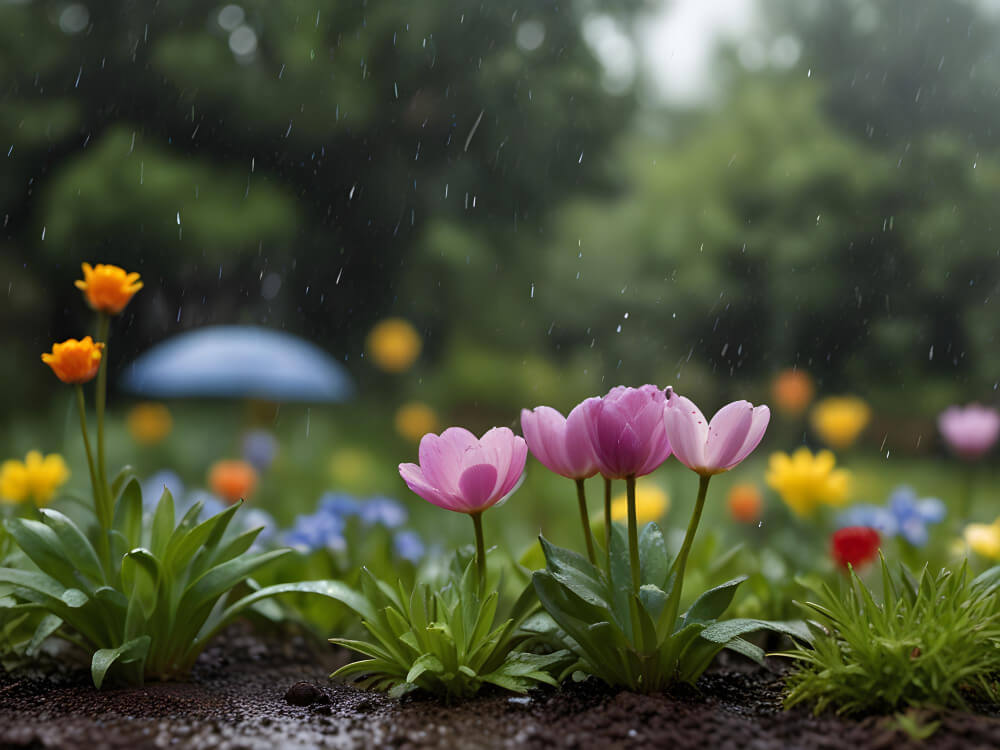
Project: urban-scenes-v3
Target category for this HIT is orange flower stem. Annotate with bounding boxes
[575,478,597,565]
[94,312,110,501]
[76,385,109,569]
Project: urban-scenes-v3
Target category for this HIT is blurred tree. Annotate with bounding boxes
[0,0,633,411]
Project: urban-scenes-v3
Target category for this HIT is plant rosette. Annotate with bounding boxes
[325,426,571,699]
[0,264,351,688]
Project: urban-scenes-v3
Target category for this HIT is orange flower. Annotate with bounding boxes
[771,369,814,416]
[41,337,104,384]
[208,459,258,504]
[726,483,764,523]
[75,262,143,315]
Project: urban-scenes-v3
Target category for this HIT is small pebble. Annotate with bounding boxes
[284,682,326,707]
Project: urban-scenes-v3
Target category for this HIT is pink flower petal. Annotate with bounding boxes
[458,464,499,511]
[563,398,600,478]
[726,405,770,469]
[664,393,709,471]
[521,406,567,476]
[399,462,458,511]
[705,401,754,469]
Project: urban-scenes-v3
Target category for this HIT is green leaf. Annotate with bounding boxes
[150,488,176,558]
[121,548,161,619]
[723,636,765,665]
[91,636,150,689]
[406,652,444,684]
[112,478,143,548]
[110,465,138,499]
[538,536,608,609]
[218,579,371,627]
[3,519,79,590]
[38,509,105,586]
[699,617,812,645]
[682,577,747,626]
[638,522,670,588]
[26,614,63,656]
[180,549,289,614]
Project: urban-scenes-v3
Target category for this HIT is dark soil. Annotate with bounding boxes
[2,630,1000,749]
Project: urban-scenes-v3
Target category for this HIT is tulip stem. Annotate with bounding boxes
[626,475,640,593]
[661,475,712,635]
[76,385,108,570]
[471,511,486,595]
[575,479,597,565]
[604,477,612,566]
[94,312,110,502]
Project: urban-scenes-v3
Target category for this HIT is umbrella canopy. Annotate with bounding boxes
[120,325,354,403]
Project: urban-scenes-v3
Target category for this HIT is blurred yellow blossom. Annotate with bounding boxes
[964,520,1000,560]
[366,318,422,373]
[394,402,439,442]
[771,369,814,416]
[610,481,669,524]
[0,451,70,506]
[765,447,851,518]
[75,262,143,315]
[329,448,375,487]
[810,396,870,450]
[127,402,173,445]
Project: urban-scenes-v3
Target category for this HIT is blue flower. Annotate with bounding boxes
[359,496,408,528]
[318,492,362,518]
[242,429,279,472]
[240,508,277,548]
[838,485,945,547]
[393,530,425,562]
[886,485,945,547]
[284,510,346,552]
[838,504,896,535]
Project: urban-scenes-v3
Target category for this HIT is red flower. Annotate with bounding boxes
[831,526,880,569]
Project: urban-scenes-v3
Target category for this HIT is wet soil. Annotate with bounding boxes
[2,630,1000,749]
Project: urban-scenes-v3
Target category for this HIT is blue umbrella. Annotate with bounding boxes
[120,325,354,403]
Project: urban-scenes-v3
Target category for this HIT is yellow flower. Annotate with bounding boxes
[765,447,851,518]
[366,318,422,373]
[964,521,1000,560]
[329,448,375,487]
[0,451,70,506]
[771,369,814,416]
[394,402,439,442]
[75,262,143,315]
[810,396,870,450]
[126,402,173,445]
[41,337,104,384]
[610,481,669,524]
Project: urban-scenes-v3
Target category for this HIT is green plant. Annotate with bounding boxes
[327,553,569,699]
[782,557,1000,714]
[0,468,346,686]
[530,522,807,691]
[0,266,346,687]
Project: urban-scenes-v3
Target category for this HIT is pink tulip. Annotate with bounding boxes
[939,404,1000,460]
[584,385,672,479]
[521,399,601,480]
[398,426,527,514]
[664,389,770,476]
